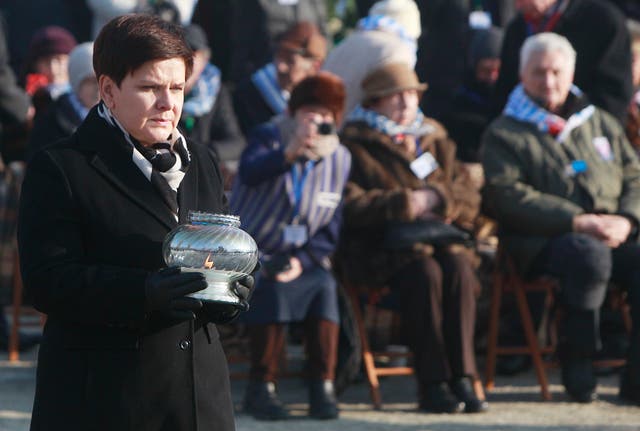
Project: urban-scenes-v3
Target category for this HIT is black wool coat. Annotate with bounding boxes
[18,107,235,431]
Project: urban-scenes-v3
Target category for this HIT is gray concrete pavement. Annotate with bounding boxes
[2,346,640,431]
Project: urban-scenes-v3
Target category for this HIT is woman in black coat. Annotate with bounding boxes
[18,15,253,431]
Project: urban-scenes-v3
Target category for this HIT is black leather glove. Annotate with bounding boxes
[145,266,207,321]
[201,260,260,324]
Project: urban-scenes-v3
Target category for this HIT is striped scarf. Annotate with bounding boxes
[183,63,221,118]
[346,104,435,138]
[251,62,288,115]
[97,103,190,217]
[504,84,595,142]
[357,15,417,65]
[229,121,351,255]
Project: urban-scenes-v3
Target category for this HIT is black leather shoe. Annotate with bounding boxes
[561,357,597,403]
[243,381,290,420]
[450,377,489,413]
[619,369,640,406]
[419,382,465,413]
[309,380,339,419]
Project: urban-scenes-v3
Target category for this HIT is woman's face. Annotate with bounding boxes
[100,58,186,147]
[77,76,100,109]
[370,89,419,126]
[35,54,69,84]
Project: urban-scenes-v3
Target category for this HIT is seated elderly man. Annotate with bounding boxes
[482,32,640,405]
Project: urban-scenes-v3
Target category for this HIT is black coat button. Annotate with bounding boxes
[179,339,191,350]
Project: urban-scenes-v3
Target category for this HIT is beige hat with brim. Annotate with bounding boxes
[361,62,428,104]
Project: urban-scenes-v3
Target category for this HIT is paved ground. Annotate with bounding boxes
[2,346,639,431]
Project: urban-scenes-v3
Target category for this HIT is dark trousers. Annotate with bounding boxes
[532,233,640,368]
[248,319,339,382]
[389,249,479,385]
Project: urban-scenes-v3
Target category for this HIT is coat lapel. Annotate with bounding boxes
[79,108,177,230]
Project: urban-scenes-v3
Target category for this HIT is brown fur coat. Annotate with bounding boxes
[336,120,481,287]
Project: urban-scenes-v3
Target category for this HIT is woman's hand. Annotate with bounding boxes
[409,188,442,219]
[275,256,303,283]
[284,112,323,162]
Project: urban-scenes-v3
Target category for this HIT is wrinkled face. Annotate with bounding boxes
[371,89,420,126]
[35,54,69,84]
[521,49,573,113]
[515,0,556,19]
[77,76,99,109]
[100,58,186,147]
[274,48,318,93]
[476,58,501,85]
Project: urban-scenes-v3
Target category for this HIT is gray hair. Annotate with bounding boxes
[519,32,576,74]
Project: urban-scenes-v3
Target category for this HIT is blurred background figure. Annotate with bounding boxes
[338,62,486,414]
[87,0,197,38]
[323,0,421,116]
[626,18,640,154]
[234,21,327,135]
[180,24,245,189]
[442,26,503,164]
[21,26,76,117]
[27,42,97,159]
[492,0,633,123]
[231,72,349,421]
[227,0,328,83]
[0,9,37,353]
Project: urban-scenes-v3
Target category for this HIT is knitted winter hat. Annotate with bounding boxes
[68,42,95,95]
[288,72,346,124]
[28,26,77,60]
[468,27,504,68]
[277,21,327,61]
[361,62,427,104]
[369,0,422,40]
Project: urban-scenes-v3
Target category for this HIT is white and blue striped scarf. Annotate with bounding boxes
[504,84,595,142]
[346,104,434,138]
[251,62,288,115]
[357,15,417,64]
[183,63,221,117]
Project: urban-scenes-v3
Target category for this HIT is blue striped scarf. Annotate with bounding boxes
[251,62,288,115]
[357,15,417,62]
[504,84,595,142]
[229,122,351,255]
[183,63,221,117]
[346,104,435,138]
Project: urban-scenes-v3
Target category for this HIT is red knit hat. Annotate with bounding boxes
[288,72,346,124]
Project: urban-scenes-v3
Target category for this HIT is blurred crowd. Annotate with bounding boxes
[2,0,640,423]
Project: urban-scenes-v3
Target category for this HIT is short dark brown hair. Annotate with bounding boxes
[289,72,346,124]
[93,14,193,86]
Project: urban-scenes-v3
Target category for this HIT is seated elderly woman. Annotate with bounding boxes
[231,72,350,421]
[337,62,487,414]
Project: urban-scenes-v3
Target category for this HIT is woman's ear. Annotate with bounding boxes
[99,75,116,109]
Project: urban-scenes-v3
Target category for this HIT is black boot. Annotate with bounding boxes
[308,380,339,419]
[450,376,489,413]
[561,357,597,403]
[243,381,290,420]
[419,382,465,413]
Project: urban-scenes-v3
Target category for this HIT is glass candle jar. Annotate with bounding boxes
[163,211,258,303]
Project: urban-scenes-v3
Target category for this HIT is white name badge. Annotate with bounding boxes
[278,0,299,5]
[469,11,492,29]
[410,152,439,179]
[283,224,308,246]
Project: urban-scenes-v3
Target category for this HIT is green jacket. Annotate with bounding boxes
[482,107,640,274]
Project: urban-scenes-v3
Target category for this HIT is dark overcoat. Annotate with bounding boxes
[17,107,235,431]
